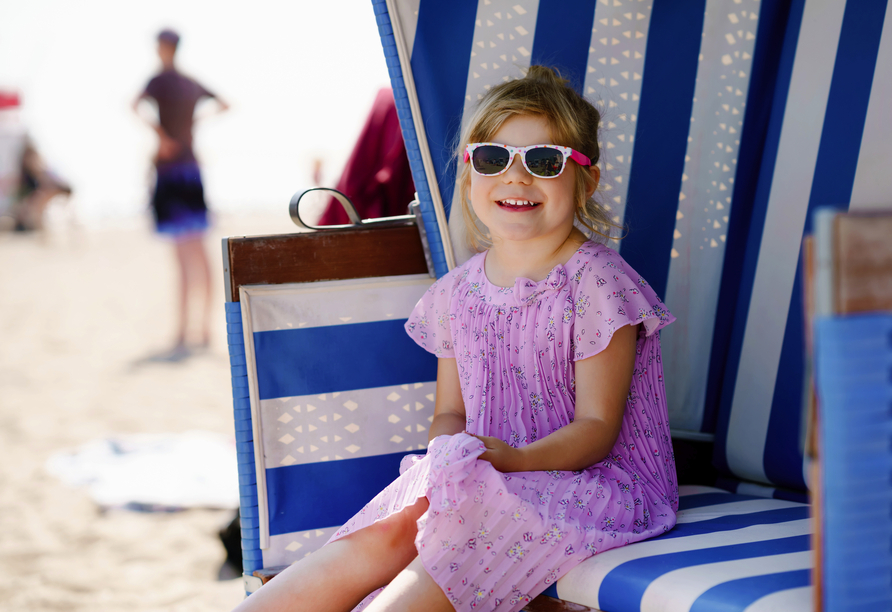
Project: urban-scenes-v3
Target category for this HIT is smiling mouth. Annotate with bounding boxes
[497,199,541,210]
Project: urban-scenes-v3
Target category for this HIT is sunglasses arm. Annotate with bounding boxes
[569,150,592,167]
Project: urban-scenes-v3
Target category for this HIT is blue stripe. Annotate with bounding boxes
[661,506,809,540]
[762,0,887,491]
[530,0,597,94]
[266,451,418,536]
[763,281,807,490]
[619,0,706,299]
[690,569,811,612]
[806,0,888,226]
[772,487,808,505]
[702,0,797,435]
[374,0,449,277]
[713,0,806,479]
[678,492,738,511]
[598,535,810,612]
[253,320,437,399]
[715,477,808,504]
[410,0,478,222]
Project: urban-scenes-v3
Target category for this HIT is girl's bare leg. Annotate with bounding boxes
[233,498,430,612]
[363,556,452,612]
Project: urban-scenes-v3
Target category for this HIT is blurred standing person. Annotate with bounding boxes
[133,29,228,358]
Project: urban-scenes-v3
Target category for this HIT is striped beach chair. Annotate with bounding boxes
[225,0,892,609]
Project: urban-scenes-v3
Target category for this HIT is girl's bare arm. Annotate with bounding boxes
[428,358,467,441]
[475,323,638,472]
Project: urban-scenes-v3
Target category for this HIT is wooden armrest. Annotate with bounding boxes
[226,224,429,302]
[252,566,600,611]
[253,565,289,585]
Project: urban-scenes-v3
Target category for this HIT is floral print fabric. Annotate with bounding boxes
[328,241,679,611]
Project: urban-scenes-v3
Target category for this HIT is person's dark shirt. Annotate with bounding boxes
[142,69,215,164]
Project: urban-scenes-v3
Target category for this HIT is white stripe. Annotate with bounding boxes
[640,551,812,612]
[392,0,421,58]
[264,526,340,567]
[850,6,892,211]
[725,0,847,485]
[662,0,760,432]
[259,382,435,468]
[242,275,433,332]
[737,481,779,499]
[240,290,271,549]
[460,1,539,120]
[448,1,540,265]
[744,585,813,612]
[677,498,804,524]
[582,0,653,229]
[678,484,730,496]
[556,518,811,609]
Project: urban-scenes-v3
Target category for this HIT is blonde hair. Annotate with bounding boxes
[456,65,622,252]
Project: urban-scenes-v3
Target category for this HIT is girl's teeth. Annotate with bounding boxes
[501,199,536,206]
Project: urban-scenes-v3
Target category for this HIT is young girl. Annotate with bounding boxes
[235,65,678,612]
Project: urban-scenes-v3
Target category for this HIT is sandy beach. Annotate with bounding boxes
[0,211,301,611]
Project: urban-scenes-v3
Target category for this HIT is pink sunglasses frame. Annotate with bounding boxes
[463,142,592,179]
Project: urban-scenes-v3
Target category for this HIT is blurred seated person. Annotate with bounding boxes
[317,88,415,225]
[11,138,72,232]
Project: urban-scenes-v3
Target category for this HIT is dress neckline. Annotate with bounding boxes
[472,240,603,305]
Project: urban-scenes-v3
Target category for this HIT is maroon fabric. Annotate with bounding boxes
[318,88,415,225]
[142,70,215,165]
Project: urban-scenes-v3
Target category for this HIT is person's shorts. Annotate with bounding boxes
[152,162,210,239]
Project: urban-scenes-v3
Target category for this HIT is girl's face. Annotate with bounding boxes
[469,114,580,249]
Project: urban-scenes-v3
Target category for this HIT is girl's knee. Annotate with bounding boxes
[362,497,429,551]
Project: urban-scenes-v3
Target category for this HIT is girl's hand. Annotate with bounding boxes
[472,434,525,472]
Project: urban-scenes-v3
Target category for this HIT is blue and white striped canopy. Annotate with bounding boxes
[376,0,892,493]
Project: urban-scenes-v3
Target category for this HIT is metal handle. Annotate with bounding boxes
[289,187,414,231]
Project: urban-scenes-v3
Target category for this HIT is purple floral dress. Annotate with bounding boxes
[327,241,678,611]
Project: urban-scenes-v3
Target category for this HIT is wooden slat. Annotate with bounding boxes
[226,222,429,302]
[253,566,599,611]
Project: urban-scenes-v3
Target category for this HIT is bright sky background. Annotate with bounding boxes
[0,0,392,223]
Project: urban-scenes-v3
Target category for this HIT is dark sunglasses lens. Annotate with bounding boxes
[472,146,510,175]
[525,148,564,177]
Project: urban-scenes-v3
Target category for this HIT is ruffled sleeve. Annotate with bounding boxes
[569,245,675,361]
[404,268,462,358]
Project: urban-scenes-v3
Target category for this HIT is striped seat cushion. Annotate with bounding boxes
[554,486,812,612]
